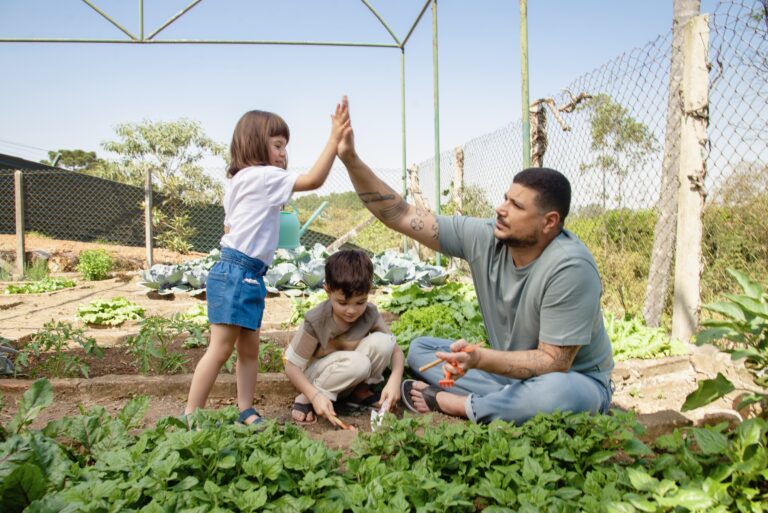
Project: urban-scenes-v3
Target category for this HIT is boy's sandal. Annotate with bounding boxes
[400,379,447,415]
[237,407,264,426]
[344,390,381,409]
[291,401,317,425]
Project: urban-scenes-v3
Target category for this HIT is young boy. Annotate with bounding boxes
[284,249,404,424]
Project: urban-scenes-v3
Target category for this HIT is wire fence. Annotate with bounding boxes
[1,0,766,328]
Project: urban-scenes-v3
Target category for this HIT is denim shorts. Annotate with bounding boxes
[206,248,268,331]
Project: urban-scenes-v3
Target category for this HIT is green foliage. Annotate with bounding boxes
[76,249,113,281]
[684,269,768,413]
[76,297,144,326]
[152,208,197,254]
[568,209,656,317]
[385,283,487,355]
[4,277,75,295]
[441,183,496,218]
[124,316,191,375]
[176,303,209,327]
[22,259,49,282]
[259,340,285,373]
[40,149,122,180]
[579,93,657,209]
[288,289,327,326]
[605,312,687,361]
[14,321,103,379]
[3,388,768,512]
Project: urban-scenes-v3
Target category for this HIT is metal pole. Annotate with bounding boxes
[14,170,25,279]
[520,0,531,169]
[401,48,409,254]
[139,0,144,40]
[145,168,154,268]
[432,0,442,266]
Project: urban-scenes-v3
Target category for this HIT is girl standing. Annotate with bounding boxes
[185,97,349,425]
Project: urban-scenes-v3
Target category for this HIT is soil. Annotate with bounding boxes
[0,237,757,449]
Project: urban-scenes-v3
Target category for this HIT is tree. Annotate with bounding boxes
[102,119,227,253]
[102,119,226,204]
[579,94,657,211]
[41,149,125,181]
[644,0,701,328]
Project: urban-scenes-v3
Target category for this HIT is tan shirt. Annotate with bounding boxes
[285,300,387,370]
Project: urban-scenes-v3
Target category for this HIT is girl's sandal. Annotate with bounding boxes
[237,407,265,426]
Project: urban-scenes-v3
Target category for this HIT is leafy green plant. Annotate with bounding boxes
[124,316,190,375]
[4,277,76,295]
[288,289,327,325]
[259,340,284,373]
[76,297,144,326]
[76,249,113,280]
[14,321,103,378]
[683,269,768,413]
[604,312,687,361]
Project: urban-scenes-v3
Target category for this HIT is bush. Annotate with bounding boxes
[77,249,113,280]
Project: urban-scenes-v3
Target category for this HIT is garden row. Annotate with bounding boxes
[1,379,766,512]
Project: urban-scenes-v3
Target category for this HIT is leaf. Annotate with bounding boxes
[118,396,150,429]
[626,467,658,492]
[703,301,747,322]
[9,379,53,434]
[0,462,47,510]
[727,269,763,298]
[681,373,735,411]
[691,428,728,455]
[656,488,713,510]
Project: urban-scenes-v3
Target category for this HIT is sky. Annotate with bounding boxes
[0,0,720,180]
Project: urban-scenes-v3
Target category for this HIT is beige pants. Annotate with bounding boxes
[305,332,396,401]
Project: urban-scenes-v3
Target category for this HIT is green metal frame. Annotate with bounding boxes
[3,0,530,263]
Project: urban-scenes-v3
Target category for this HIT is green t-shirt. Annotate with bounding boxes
[437,216,614,387]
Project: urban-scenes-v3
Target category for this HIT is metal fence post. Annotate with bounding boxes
[671,14,710,343]
[14,169,25,279]
[145,167,154,268]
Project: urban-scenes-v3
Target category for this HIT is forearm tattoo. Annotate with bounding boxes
[359,192,395,204]
[499,345,579,379]
[379,198,409,223]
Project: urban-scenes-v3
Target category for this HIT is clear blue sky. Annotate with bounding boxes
[0,0,719,177]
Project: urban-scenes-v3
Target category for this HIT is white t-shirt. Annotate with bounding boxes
[221,165,299,264]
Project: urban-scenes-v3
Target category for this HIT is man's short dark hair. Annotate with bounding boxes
[513,167,571,223]
[324,249,374,298]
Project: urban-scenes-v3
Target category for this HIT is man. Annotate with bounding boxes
[337,108,614,425]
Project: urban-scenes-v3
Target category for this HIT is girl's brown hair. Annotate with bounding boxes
[227,110,290,177]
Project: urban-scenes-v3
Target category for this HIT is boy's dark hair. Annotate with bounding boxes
[513,167,571,224]
[324,249,374,298]
[228,110,290,177]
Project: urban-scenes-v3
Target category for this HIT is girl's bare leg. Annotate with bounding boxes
[185,323,240,414]
[235,328,262,424]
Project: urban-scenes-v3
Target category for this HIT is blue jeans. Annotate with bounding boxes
[407,337,612,425]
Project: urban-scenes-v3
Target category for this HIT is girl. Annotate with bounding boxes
[185,97,350,425]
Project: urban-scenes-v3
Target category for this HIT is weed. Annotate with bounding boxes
[23,259,49,281]
[15,321,103,378]
[259,340,284,373]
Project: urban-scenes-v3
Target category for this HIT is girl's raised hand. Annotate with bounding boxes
[330,95,350,143]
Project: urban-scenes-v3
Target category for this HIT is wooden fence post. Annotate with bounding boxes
[671,14,710,342]
[14,170,25,279]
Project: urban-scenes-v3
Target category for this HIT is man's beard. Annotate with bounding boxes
[498,234,538,247]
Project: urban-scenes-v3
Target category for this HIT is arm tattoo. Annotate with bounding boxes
[380,199,409,222]
[432,222,439,240]
[410,217,425,231]
[359,192,395,204]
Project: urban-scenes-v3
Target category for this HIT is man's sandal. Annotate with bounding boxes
[237,407,264,426]
[400,379,447,415]
[291,401,317,425]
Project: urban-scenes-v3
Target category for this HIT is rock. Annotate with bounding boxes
[48,251,79,272]
[636,410,692,440]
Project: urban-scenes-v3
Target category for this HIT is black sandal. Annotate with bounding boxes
[400,379,447,414]
[237,407,264,426]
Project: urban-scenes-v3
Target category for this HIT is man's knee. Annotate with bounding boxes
[407,336,448,367]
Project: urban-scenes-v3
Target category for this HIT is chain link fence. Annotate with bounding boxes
[411,0,767,324]
[2,0,765,328]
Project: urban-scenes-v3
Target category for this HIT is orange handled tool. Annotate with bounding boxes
[417,343,482,388]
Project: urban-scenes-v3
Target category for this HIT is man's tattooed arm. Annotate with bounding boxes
[475,342,580,379]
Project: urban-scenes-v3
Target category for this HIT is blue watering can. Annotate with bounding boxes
[278,201,329,249]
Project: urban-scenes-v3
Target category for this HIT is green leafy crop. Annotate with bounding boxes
[76,249,113,281]
[4,277,75,295]
[76,297,144,326]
